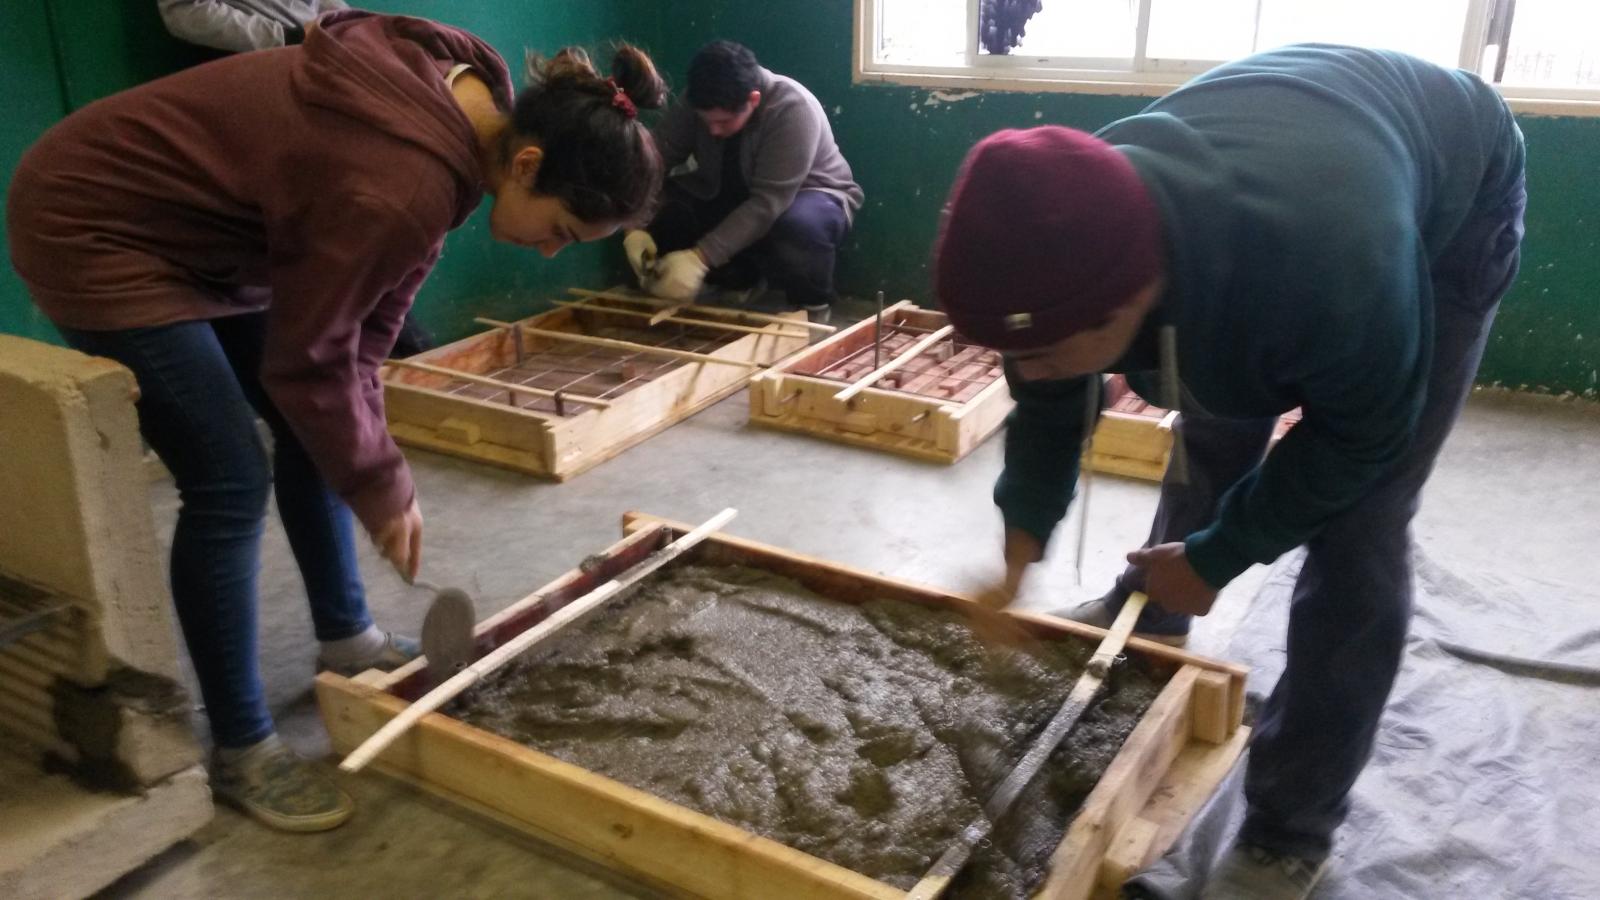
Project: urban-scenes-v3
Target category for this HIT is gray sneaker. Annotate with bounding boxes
[1200,844,1329,900]
[316,631,420,676]
[212,734,354,833]
[801,303,833,327]
[1047,598,1189,647]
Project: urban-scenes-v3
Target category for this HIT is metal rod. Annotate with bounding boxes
[874,290,885,370]
[833,326,955,403]
[383,358,613,409]
[475,318,761,369]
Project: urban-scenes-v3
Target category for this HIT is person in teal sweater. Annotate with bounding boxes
[933,45,1525,899]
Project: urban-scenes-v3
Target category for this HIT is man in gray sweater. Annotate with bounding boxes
[625,41,863,322]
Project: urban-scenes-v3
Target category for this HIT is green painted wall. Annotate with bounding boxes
[0,0,657,347]
[660,0,1599,396]
[0,2,71,344]
[4,1,1595,395]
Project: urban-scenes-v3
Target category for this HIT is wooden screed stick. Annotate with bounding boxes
[382,358,614,409]
[339,508,739,774]
[833,325,955,403]
[905,592,1151,900]
[474,318,760,369]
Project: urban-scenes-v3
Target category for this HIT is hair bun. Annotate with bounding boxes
[610,44,666,111]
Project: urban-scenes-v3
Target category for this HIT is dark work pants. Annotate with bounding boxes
[1098,174,1527,860]
[59,313,373,748]
[648,183,850,308]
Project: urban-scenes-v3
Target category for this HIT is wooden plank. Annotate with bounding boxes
[383,358,614,409]
[1190,669,1235,745]
[834,326,956,402]
[1094,725,1250,897]
[906,594,1152,899]
[476,318,762,369]
[568,287,835,334]
[383,301,800,479]
[374,523,670,694]
[554,298,811,338]
[1042,665,1199,900]
[340,510,738,773]
[317,674,901,900]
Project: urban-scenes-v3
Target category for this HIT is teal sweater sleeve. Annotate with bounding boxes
[1184,250,1429,586]
[993,363,1098,549]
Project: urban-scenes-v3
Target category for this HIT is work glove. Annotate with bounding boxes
[651,249,709,301]
[623,230,658,288]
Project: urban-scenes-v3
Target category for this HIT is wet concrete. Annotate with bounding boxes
[100,386,1600,899]
[452,565,1164,899]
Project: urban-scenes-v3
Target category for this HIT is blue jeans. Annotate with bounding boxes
[60,312,372,748]
[1099,172,1527,860]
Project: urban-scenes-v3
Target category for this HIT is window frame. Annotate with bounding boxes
[853,0,1600,116]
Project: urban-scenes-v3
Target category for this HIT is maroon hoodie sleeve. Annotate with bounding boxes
[262,192,436,536]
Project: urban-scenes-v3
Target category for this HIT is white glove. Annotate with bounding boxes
[622,230,657,287]
[651,249,709,301]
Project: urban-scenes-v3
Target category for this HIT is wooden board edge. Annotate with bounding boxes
[1040,665,1200,900]
[1092,724,1251,896]
[315,673,903,900]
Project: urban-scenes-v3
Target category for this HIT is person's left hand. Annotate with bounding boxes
[1126,542,1218,615]
[651,249,709,301]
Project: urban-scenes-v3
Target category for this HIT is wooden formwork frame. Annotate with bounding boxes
[1088,376,1303,482]
[317,513,1249,900]
[748,302,1014,464]
[380,294,808,480]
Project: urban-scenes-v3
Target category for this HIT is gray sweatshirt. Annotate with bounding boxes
[158,0,346,53]
[654,67,863,267]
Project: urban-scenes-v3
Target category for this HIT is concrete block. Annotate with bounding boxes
[0,750,211,900]
[0,335,178,685]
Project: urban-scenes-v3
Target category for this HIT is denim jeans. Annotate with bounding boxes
[1097,172,1528,860]
[649,184,851,308]
[60,312,372,748]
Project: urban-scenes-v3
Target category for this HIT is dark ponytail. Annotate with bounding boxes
[510,44,666,226]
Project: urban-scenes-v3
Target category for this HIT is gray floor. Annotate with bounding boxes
[100,380,1600,899]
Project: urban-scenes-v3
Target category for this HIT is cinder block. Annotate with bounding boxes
[0,335,178,685]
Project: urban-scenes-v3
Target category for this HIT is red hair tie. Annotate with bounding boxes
[605,77,637,119]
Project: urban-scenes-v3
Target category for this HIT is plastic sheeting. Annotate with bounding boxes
[1125,548,1600,899]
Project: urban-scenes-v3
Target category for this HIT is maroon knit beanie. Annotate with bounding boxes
[933,126,1164,350]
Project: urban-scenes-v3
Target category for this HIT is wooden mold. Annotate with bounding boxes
[748,302,1013,464]
[317,512,1250,900]
[382,291,809,480]
[1089,375,1303,482]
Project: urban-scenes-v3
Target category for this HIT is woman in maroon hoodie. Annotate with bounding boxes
[6,11,664,831]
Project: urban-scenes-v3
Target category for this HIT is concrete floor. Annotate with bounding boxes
[99,370,1599,897]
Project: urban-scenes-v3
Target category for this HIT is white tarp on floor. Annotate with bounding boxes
[1126,548,1600,899]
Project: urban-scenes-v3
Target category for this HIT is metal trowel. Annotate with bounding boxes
[417,581,477,689]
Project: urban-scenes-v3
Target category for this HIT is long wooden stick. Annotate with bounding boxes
[566,288,835,334]
[474,318,760,369]
[339,508,739,774]
[906,592,1151,900]
[551,300,795,338]
[833,325,955,403]
[382,358,614,409]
